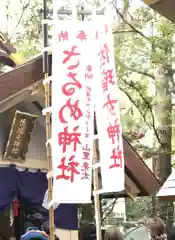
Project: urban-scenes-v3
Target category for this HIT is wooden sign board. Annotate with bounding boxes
[4,111,38,161]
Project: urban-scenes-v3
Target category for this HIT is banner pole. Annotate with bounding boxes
[43,0,55,240]
[93,140,102,240]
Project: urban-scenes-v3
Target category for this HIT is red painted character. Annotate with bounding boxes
[84,133,90,138]
[107,120,121,144]
[102,69,115,92]
[99,43,109,66]
[82,144,90,160]
[77,30,87,41]
[59,98,83,123]
[110,148,122,169]
[103,94,118,115]
[104,24,108,33]
[56,156,80,182]
[59,31,69,41]
[85,109,91,120]
[68,61,80,70]
[95,31,99,40]
[86,86,91,102]
[62,46,82,96]
[85,121,89,134]
[58,126,81,153]
[62,72,82,96]
[85,65,93,79]
[63,46,80,64]
[81,162,90,180]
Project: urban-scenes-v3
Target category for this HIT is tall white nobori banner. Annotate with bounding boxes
[94,22,125,193]
[52,21,95,203]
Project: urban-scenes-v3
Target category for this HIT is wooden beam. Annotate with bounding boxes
[123,137,161,195]
[0,154,47,170]
[0,88,33,112]
[0,54,51,104]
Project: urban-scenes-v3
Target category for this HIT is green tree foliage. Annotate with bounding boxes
[1,0,46,59]
[113,2,173,164]
[126,197,152,220]
[113,2,174,225]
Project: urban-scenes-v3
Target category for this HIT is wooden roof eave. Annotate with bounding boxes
[95,136,161,197]
[143,0,175,23]
[123,136,161,195]
[0,54,50,105]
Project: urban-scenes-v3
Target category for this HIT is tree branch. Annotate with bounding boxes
[9,0,31,40]
[101,199,117,223]
[116,57,155,80]
[134,143,159,158]
[129,68,155,80]
[119,86,152,130]
[113,3,149,40]
[122,79,163,146]
[112,30,136,34]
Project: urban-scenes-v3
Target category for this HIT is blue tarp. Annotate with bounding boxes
[0,167,78,230]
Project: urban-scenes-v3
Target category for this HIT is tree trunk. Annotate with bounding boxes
[153,66,173,228]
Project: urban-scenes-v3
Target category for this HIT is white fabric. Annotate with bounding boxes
[51,20,95,203]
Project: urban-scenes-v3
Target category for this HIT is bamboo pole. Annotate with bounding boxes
[43,0,55,240]
[44,80,55,240]
[93,140,102,240]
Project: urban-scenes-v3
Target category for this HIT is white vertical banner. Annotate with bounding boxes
[94,21,125,193]
[52,21,95,203]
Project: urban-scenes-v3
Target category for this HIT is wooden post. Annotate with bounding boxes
[43,0,55,240]
[93,140,102,240]
[44,80,55,240]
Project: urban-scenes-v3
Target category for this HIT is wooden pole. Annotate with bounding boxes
[93,140,102,240]
[43,0,55,240]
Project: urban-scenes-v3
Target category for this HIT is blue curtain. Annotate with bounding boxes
[17,170,78,230]
[0,167,17,211]
[0,167,78,230]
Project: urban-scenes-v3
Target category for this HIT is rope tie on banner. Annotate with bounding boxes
[92,162,100,169]
[93,134,98,140]
[43,76,52,85]
[42,107,52,115]
[48,200,56,208]
[42,19,53,25]
[47,170,53,179]
[45,139,52,147]
[41,47,52,53]
[93,189,106,195]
